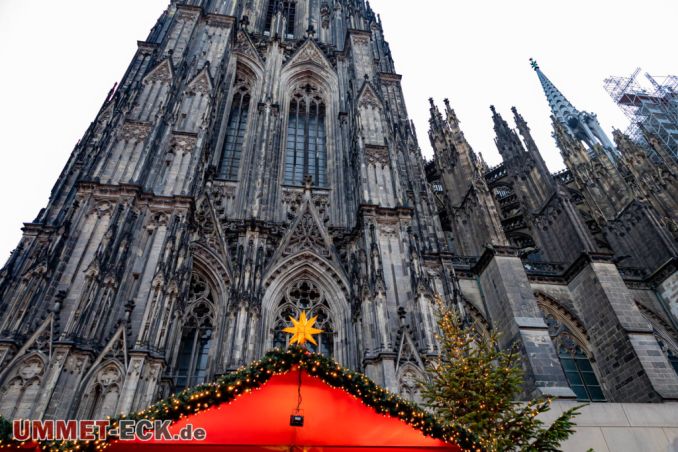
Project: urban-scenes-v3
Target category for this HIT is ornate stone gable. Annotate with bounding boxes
[281,188,330,223]
[233,30,263,64]
[395,324,425,374]
[185,67,213,96]
[89,325,128,372]
[284,210,328,257]
[268,185,339,268]
[193,193,234,279]
[0,315,54,383]
[142,58,173,84]
[284,39,335,73]
[357,81,383,110]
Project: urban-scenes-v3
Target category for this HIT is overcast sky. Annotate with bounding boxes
[0,0,676,264]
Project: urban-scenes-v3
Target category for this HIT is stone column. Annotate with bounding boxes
[476,247,575,398]
[568,254,678,402]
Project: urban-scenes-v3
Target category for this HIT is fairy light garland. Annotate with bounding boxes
[0,346,482,451]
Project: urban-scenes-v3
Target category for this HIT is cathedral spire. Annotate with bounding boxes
[530,58,619,163]
[530,58,579,126]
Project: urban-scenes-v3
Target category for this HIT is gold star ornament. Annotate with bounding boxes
[283,311,324,346]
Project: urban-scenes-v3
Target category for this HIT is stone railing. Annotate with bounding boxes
[552,168,574,184]
[485,163,508,183]
[523,261,567,276]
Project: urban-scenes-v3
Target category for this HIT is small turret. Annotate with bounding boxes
[491,105,525,162]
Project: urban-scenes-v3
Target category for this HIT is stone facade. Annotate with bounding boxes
[0,0,677,424]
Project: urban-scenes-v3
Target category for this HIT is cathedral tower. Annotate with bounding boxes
[0,0,449,419]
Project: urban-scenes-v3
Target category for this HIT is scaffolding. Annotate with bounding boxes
[604,68,678,160]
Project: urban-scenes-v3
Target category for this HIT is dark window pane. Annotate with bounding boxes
[284,96,326,187]
[559,343,605,402]
[582,371,600,386]
[565,371,583,385]
[669,354,678,376]
[588,386,606,402]
[560,356,577,371]
[284,1,296,35]
[219,92,250,180]
[175,329,196,390]
[571,385,588,401]
[576,358,594,371]
[264,0,276,31]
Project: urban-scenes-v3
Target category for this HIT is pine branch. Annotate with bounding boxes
[526,404,585,452]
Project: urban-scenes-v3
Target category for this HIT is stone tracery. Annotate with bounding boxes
[272,279,335,357]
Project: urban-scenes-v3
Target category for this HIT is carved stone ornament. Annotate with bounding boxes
[352,35,370,46]
[171,133,197,155]
[365,146,389,166]
[358,85,381,110]
[97,364,122,387]
[234,31,261,62]
[119,121,151,142]
[144,60,172,84]
[18,357,45,381]
[187,70,212,95]
[284,211,329,257]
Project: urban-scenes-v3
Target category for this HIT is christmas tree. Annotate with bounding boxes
[422,296,582,451]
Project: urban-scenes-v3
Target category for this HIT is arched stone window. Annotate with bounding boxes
[175,275,214,390]
[272,279,334,357]
[543,313,605,402]
[265,0,296,35]
[397,365,425,405]
[0,355,45,420]
[556,335,605,402]
[219,78,251,180]
[77,362,124,420]
[536,293,605,402]
[284,84,327,187]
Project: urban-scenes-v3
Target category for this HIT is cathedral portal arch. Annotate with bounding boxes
[261,252,353,365]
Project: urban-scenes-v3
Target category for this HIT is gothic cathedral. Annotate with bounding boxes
[1,0,677,422]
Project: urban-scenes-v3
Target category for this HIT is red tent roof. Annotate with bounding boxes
[2,348,479,451]
[109,369,461,451]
